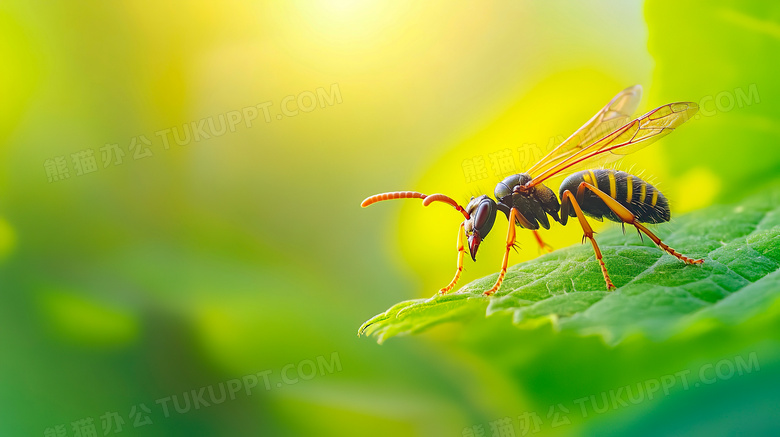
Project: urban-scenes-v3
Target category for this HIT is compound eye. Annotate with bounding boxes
[474,202,491,229]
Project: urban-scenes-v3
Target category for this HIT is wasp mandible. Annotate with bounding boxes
[361,85,703,295]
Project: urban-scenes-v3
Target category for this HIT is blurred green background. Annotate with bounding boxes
[2,1,779,436]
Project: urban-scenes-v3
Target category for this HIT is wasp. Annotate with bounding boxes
[361,85,703,295]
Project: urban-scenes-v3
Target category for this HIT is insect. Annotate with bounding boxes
[361,85,703,295]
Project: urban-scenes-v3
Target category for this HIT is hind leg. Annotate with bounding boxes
[575,182,703,265]
[560,190,615,290]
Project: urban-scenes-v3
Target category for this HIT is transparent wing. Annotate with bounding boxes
[526,85,643,177]
[526,101,699,188]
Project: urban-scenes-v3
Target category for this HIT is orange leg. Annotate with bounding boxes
[440,223,466,294]
[484,209,520,296]
[532,230,553,254]
[575,182,703,265]
[560,191,615,290]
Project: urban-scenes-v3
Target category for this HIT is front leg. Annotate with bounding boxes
[439,222,466,294]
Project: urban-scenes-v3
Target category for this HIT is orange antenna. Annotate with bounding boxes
[360,191,426,207]
[361,191,470,219]
[422,194,470,219]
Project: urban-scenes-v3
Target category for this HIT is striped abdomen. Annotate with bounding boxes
[558,169,670,224]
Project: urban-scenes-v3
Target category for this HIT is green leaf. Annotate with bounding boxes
[359,183,780,344]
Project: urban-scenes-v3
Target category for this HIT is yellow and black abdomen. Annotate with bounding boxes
[558,169,670,224]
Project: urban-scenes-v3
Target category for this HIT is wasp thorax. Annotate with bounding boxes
[464,195,497,261]
[494,173,533,201]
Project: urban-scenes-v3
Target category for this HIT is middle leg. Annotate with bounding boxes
[532,230,554,254]
[484,208,521,296]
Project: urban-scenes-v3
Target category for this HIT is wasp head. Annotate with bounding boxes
[464,195,498,261]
